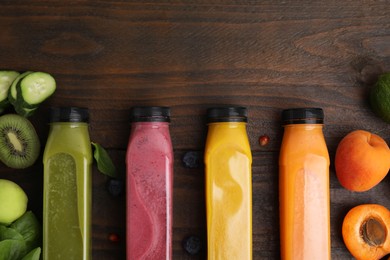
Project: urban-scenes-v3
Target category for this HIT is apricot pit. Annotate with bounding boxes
[342,204,390,260]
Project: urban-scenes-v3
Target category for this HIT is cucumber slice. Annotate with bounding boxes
[19,72,56,106]
[14,104,38,118]
[0,71,20,105]
[9,71,33,105]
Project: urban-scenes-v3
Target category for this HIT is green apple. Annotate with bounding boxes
[0,179,28,224]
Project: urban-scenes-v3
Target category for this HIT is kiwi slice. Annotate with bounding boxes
[0,114,40,169]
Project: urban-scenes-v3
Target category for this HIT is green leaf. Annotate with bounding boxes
[0,212,41,260]
[10,211,41,253]
[0,225,23,241]
[0,239,26,260]
[21,247,41,260]
[92,142,117,178]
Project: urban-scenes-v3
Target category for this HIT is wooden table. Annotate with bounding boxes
[1,1,390,259]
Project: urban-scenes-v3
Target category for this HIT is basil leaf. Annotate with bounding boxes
[21,247,41,260]
[10,211,40,253]
[92,142,117,178]
[0,225,23,241]
[0,239,26,260]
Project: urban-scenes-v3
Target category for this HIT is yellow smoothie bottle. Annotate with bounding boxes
[204,106,252,260]
[279,108,330,260]
[43,107,92,260]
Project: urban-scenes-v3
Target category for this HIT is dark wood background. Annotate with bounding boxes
[1,1,390,259]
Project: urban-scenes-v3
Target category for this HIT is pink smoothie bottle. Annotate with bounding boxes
[126,106,173,260]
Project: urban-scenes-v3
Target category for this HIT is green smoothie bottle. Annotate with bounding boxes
[43,107,92,260]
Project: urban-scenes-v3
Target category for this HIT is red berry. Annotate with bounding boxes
[108,233,120,242]
[259,135,270,146]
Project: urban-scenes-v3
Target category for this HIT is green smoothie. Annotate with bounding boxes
[43,107,92,260]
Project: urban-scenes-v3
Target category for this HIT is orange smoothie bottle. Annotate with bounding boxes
[204,107,252,260]
[279,108,330,260]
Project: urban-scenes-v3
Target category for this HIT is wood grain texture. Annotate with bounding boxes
[1,1,390,259]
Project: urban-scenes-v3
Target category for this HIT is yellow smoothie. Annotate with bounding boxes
[205,107,252,260]
[43,107,92,260]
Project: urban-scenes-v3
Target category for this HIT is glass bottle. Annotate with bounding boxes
[279,108,330,260]
[204,106,252,260]
[126,106,173,259]
[43,107,92,259]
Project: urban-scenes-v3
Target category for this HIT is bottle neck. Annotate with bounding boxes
[131,122,170,133]
[50,122,89,130]
[132,121,169,127]
[207,121,248,138]
[283,124,323,131]
[280,123,328,162]
[208,121,247,128]
[282,124,325,140]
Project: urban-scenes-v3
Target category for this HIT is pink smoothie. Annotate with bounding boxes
[126,107,173,260]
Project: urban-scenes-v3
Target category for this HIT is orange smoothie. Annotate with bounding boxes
[279,108,330,260]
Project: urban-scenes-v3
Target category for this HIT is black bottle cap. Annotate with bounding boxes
[50,107,89,123]
[130,106,170,122]
[207,106,247,123]
[282,108,324,125]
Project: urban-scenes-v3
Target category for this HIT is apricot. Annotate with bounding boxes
[335,130,390,192]
[342,204,390,260]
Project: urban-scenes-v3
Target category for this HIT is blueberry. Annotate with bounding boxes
[182,151,203,169]
[182,235,202,255]
[106,178,124,197]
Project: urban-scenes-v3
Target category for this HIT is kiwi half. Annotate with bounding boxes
[0,114,40,169]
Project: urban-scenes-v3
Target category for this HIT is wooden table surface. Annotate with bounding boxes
[1,1,390,259]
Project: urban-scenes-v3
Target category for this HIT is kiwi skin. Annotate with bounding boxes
[0,114,40,169]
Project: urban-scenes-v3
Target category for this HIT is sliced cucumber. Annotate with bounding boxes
[14,104,38,118]
[0,71,20,106]
[1,70,57,118]
[18,72,56,106]
[9,71,33,105]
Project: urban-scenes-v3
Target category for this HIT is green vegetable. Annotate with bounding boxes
[6,70,56,118]
[0,211,41,260]
[10,211,41,252]
[8,72,32,106]
[370,72,390,123]
[0,226,24,240]
[0,71,20,110]
[14,106,37,118]
[21,247,40,260]
[16,72,56,107]
[92,142,117,178]
[0,239,26,260]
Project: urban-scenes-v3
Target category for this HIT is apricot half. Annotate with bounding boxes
[342,204,390,260]
[335,130,390,192]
